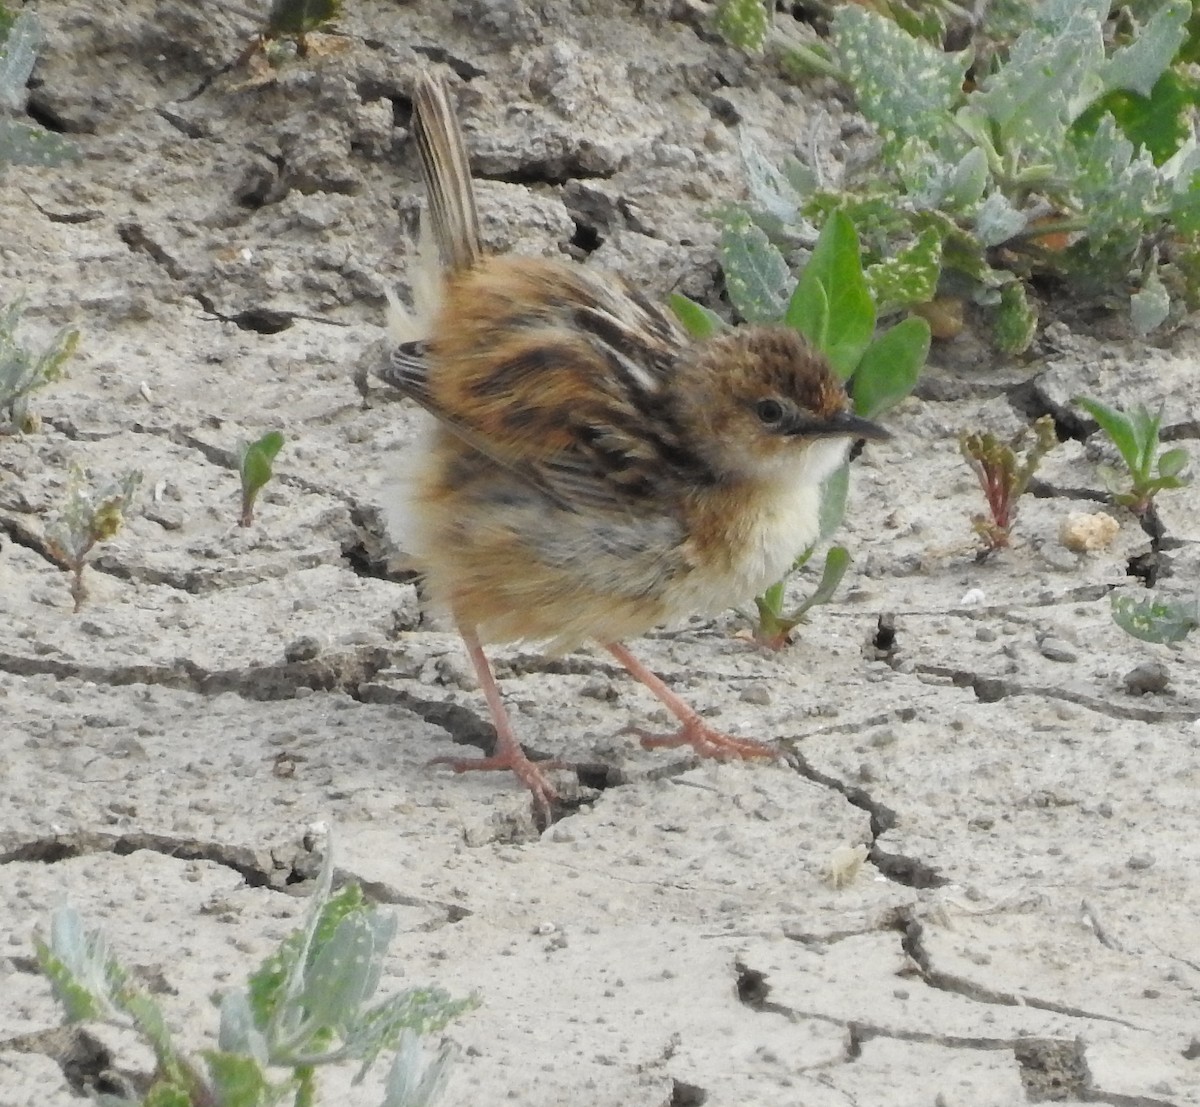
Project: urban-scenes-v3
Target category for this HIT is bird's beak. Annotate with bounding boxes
[784,411,891,441]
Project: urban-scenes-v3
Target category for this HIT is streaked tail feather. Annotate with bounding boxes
[413,73,482,273]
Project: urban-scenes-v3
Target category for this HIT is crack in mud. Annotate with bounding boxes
[0,644,392,700]
[894,907,1143,1030]
[0,830,315,888]
[910,661,1200,723]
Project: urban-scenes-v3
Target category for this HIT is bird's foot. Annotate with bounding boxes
[430,747,567,820]
[623,720,790,763]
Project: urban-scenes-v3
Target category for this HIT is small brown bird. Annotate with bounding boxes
[379,74,887,815]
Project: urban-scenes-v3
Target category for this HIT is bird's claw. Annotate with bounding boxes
[621,723,791,765]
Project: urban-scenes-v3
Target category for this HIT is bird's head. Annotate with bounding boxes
[674,326,888,484]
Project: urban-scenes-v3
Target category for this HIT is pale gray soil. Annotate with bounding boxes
[1,3,1199,1106]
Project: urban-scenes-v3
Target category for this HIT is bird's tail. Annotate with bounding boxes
[412,72,482,274]
[385,72,482,346]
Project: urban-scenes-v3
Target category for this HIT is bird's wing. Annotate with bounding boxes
[379,336,708,518]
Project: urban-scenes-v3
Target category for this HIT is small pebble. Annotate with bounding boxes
[1039,637,1078,663]
[1123,661,1169,695]
[285,636,321,663]
[1059,511,1120,552]
[739,683,772,706]
[1127,853,1155,871]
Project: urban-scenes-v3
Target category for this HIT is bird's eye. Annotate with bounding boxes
[755,398,786,426]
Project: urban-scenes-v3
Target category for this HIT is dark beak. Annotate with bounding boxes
[784,411,890,441]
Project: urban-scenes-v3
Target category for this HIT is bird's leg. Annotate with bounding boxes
[606,642,788,762]
[430,626,563,818]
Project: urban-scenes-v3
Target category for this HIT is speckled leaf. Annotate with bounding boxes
[829,6,970,148]
[992,282,1037,353]
[0,12,39,110]
[1111,593,1199,643]
[714,0,770,52]
[864,226,943,313]
[1103,0,1189,98]
[718,213,793,323]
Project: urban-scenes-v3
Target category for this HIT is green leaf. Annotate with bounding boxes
[718,212,793,323]
[381,1032,457,1107]
[850,315,929,419]
[1157,447,1190,480]
[0,119,78,169]
[1075,396,1141,472]
[1130,267,1170,335]
[1102,0,1190,99]
[203,1050,276,1107]
[267,0,341,36]
[667,293,723,339]
[35,907,129,1023]
[713,0,770,52]
[1111,593,1199,643]
[238,431,285,525]
[142,1083,194,1107]
[974,0,1107,149]
[0,11,39,110]
[785,278,828,354]
[789,211,875,376]
[863,226,943,313]
[992,281,1037,354]
[796,545,854,619]
[302,911,393,1032]
[829,6,971,150]
[816,462,849,544]
[1074,71,1199,166]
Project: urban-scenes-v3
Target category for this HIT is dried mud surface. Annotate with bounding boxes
[2,3,1199,1105]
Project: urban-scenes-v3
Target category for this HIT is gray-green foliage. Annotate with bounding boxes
[35,841,475,1107]
[45,466,141,612]
[1111,592,1198,643]
[0,298,78,433]
[0,10,78,170]
[733,1,1200,348]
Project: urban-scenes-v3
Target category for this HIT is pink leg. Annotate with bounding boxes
[606,642,786,761]
[430,627,562,816]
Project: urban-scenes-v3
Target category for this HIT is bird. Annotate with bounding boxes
[377,72,888,817]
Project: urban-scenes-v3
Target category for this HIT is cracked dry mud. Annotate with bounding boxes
[2,3,1199,1105]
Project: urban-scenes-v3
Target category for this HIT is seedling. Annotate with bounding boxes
[0,298,78,433]
[959,415,1057,553]
[1111,592,1198,643]
[45,466,141,612]
[674,210,928,646]
[240,0,343,64]
[34,839,475,1107]
[0,11,79,171]
[239,430,285,527]
[1075,397,1191,516]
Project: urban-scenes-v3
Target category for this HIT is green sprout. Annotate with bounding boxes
[238,431,285,527]
[1075,397,1191,516]
[673,210,928,647]
[34,838,476,1107]
[240,0,342,64]
[45,466,141,612]
[1111,592,1198,644]
[960,415,1058,553]
[0,298,78,433]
